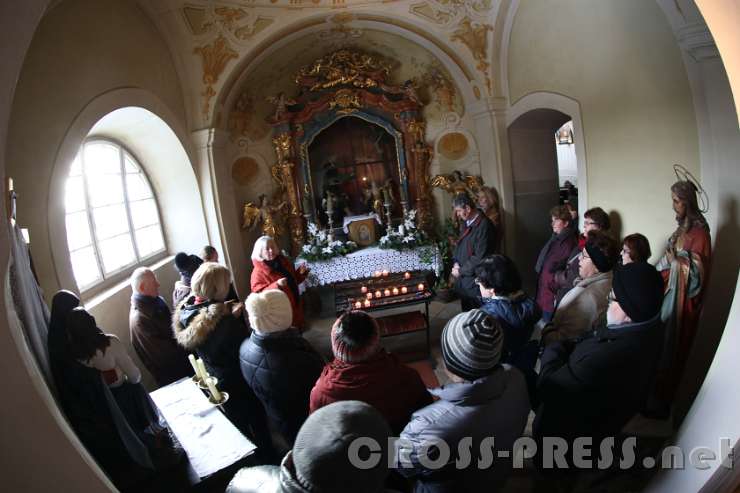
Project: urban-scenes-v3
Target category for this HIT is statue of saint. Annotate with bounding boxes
[652,178,712,414]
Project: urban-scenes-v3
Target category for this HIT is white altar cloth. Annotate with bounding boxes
[150,377,256,478]
[301,245,440,287]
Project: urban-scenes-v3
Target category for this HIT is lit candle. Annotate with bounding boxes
[366,292,373,300]
[401,286,408,294]
[384,288,391,297]
[404,272,411,280]
[361,286,368,294]
[392,287,399,296]
[418,283,425,291]
[375,290,382,298]
[382,269,389,277]
[188,354,202,381]
[205,376,222,402]
[355,301,362,309]
[374,271,381,278]
[196,358,209,380]
[364,299,371,308]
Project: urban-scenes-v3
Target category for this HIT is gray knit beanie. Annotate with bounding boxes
[441,309,504,381]
[289,401,391,493]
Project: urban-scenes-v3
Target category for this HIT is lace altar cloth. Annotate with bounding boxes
[300,245,441,287]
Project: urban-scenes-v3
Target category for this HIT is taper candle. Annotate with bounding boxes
[188,354,202,380]
[205,376,222,402]
[196,358,209,380]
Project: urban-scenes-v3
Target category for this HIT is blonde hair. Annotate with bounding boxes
[251,235,276,261]
[191,262,231,301]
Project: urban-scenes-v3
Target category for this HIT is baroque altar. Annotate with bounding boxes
[265,49,435,255]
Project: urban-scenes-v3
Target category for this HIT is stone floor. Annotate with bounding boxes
[302,295,676,493]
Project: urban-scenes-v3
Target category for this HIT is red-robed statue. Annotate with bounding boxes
[653,178,712,412]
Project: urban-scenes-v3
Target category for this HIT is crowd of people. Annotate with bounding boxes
[46,177,711,492]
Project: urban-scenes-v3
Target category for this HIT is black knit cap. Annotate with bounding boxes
[174,252,203,277]
[612,262,664,322]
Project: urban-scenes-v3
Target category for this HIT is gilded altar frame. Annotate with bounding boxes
[267,49,435,254]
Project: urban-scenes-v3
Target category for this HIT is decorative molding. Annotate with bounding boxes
[677,22,720,62]
[451,17,493,93]
[410,0,495,26]
[317,12,363,40]
[182,4,274,41]
[194,35,239,120]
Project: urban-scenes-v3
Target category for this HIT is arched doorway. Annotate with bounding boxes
[508,108,572,293]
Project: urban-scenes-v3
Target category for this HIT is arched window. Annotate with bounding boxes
[65,140,166,291]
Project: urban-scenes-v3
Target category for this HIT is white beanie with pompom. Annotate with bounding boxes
[245,289,293,334]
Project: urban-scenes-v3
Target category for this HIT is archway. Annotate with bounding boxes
[507,108,572,293]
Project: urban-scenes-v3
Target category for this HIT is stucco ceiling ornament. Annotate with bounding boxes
[410,0,494,27]
[183,5,274,41]
[450,17,493,94]
[318,13,363,41]
[194,35,239,120]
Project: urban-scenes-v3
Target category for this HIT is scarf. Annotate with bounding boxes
[267,256,299,301]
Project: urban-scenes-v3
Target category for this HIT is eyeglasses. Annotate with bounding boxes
[583,220,597,226]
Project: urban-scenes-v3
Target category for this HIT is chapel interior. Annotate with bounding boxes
[1,0,739,492]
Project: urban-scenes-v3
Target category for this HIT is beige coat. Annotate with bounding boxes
[543,271,613,344]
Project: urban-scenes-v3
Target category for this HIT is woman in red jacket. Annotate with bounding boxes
[250,235,309,329]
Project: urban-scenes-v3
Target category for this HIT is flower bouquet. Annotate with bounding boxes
[299,222,358,261]
[378,209,429,251]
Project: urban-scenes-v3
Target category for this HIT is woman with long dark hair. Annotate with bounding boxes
[250,235,309,330]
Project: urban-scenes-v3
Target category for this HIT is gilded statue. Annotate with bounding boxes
[242,194,288,240]
[431,170,484,198]
[295,49,391,92]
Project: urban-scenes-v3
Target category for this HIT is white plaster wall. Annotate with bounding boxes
[556,143,578,187]
[7,0,192,300]
[508,0,700,262]
[0,0,115,490]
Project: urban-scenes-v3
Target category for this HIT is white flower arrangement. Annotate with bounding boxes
[299,221,358,261]
[378,209,428,251]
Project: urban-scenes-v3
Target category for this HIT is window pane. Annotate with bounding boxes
[65,176,86,213]
[124,155,138,173]
[98,234,135,274]
[87,172,124,207]
[129,198,159,229]
[135,225,164,258]
[126,174,153,201]
[84,142,120,175]
[70,246,101,288]
[66,212,92,251]
[92,204,129,240]
[70,154,82,177]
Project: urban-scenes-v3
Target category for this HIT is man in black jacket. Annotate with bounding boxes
[451,193,498,310]
[534,261,664,472]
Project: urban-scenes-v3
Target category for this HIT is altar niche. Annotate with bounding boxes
[308,116,403,230]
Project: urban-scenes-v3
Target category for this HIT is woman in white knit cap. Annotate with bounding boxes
[239,289,324,447]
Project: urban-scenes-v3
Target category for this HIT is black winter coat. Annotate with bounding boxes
[239,329,324,445]
[534,315,663,449]
[453,212,498,304]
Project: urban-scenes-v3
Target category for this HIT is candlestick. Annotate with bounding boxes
[375,290,382,298]
[205,376,222,402]
[401,286,408,294]
[392,287,399,296]
[404,272,411,280]
[418,283,425,291]
[364,299,371,308]
[189,354,202,381]
[355,301,362,309]
[384,288,391,297]
[196,358,209,380]
[361,286,368,294]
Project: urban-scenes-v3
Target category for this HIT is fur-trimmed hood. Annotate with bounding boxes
[173,298,231,350]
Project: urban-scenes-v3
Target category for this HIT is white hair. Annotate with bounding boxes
[130,267,153,294]
[251,235,276,261]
